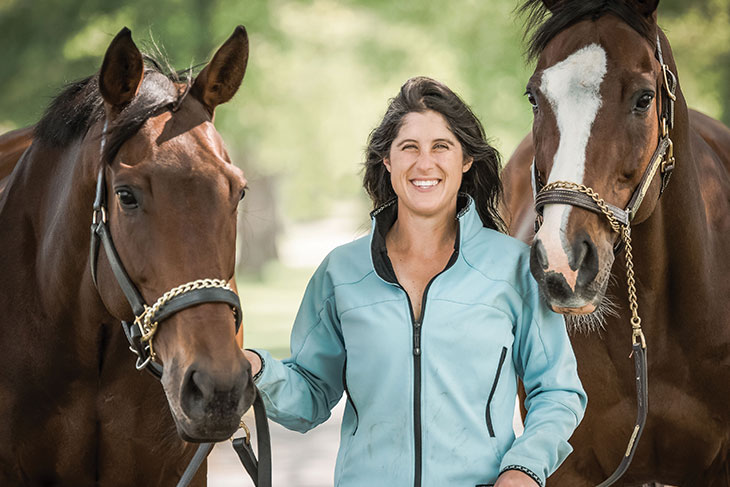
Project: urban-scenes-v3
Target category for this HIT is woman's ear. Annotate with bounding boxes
[383,157,392,173]
[462,157,474,173]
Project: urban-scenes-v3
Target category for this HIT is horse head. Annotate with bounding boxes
[93,27,253,441]
[524,0,672,325]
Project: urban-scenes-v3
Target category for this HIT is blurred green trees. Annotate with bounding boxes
[1,0,728,224]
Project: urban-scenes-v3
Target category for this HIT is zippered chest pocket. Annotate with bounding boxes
[486,346,509,438]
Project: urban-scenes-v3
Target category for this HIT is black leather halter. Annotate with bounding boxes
[88,124,271,487]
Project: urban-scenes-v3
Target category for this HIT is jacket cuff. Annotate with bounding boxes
[499,465,543,487]
[246,348,266,382]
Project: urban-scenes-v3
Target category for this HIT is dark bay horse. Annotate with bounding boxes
[502,1,730,485]
[0,27,255,485]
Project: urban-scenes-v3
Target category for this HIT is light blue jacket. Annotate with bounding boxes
[253,196,586,487]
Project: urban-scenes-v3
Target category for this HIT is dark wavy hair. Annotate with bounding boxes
[363,76,505,232]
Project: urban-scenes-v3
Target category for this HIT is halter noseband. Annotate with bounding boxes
[89,123,242,378]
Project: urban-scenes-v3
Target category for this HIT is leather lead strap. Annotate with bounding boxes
[176,442,215,487]
[232,391,273,487]
[596,344,648,487]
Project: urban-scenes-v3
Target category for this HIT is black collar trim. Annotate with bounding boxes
[370,196,468,284]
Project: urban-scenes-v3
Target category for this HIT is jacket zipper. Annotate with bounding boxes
[342,358,359,435]
[486,346,508,437]
[398,254,457,487]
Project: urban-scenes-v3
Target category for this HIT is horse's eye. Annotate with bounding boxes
[116,189,138,209]
[634,92,654,112]
[526,92,539,112]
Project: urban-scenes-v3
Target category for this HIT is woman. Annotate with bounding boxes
[244,77,586,487]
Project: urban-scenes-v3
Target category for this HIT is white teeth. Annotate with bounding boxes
[412,180,439,187]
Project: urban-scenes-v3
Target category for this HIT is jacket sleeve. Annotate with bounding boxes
[251,257,346,433]
[498,274,587,486]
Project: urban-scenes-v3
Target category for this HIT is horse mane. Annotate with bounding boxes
[34,54,194,165]
[519,0,655,62]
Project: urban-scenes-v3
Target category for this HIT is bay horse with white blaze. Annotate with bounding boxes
[502,1,730,485]
[0,27,254,485]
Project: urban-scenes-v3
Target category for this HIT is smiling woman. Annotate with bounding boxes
[244,76,587,487]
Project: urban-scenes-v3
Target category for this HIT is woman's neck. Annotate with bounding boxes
[386,202,458,256]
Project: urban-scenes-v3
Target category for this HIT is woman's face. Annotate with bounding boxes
[384,110,472,220]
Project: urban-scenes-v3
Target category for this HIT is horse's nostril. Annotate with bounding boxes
[180,359,252,423]
[190,370,215,401]
[534,239,549,270]
[181,367,218,418]
[573,233,599,288]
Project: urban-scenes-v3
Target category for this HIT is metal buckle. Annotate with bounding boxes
[135,353,153,371]
[92,206,107,225]
[231,418,252,445]
[661,138,675,174]
[662,64,677,102]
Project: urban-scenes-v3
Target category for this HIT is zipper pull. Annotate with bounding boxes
[413,321,421,356]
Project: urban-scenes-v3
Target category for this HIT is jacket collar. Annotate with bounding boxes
[369,194,482,284]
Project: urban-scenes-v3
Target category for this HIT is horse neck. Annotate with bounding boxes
[1,128,106,323]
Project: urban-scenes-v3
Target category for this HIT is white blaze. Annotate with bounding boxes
[536,43,607,287]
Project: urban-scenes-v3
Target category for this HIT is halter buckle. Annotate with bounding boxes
[662,64,677,102]
[135,352,153,371]
[231,418,252,445]
[92,206,107,225]
[661,138,675,174]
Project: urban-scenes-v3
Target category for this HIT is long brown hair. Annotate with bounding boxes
[363,76,505,232]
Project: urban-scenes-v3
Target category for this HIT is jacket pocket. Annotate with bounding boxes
[342,358,359,435]
[485,346,508,437]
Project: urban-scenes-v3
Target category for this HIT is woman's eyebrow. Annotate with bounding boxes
[433,137,455,145]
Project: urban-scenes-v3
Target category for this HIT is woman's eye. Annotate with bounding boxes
[116,189,138,209]
[402,144,417,150]
[240,189,247,201]
[434,143,448,150]
[634,92,654,112]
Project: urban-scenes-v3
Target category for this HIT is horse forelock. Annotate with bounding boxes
[34,55,196,165]
[519,0,655,62]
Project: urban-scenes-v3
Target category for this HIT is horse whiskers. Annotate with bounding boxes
[566,285,620,335]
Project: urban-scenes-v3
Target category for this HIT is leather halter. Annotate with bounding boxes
[528,35,676,487]
[532,34,677,234]
[88,123,271,487]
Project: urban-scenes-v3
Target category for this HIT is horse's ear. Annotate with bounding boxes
[628,0,660,17]
[191,25,249,114]
[99,27,144,108]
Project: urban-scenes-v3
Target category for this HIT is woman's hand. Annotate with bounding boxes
[494,469,540,487]
[244,349,262,377]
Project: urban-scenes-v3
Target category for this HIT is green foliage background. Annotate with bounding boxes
[1,0,728,221]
